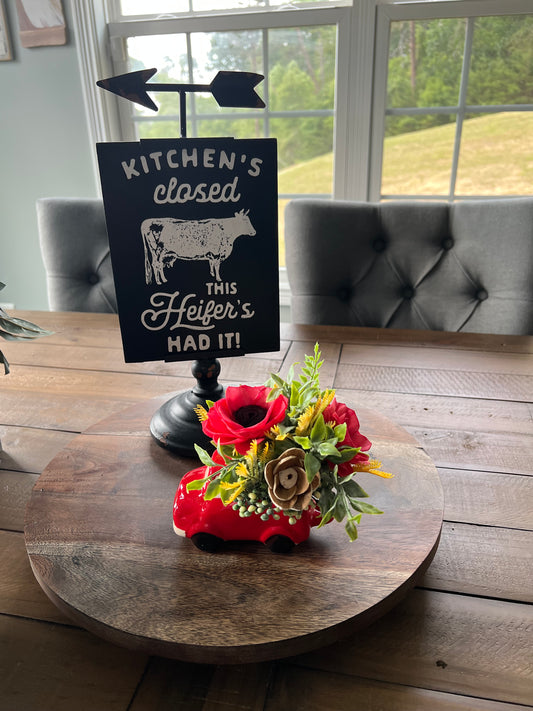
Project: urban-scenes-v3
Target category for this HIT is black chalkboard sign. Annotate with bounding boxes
[96,137,279,363]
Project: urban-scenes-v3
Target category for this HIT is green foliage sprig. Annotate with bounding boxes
[0,283,53,374]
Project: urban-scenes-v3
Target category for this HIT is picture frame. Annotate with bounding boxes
[0,0,12,61]
[15,0,66,48]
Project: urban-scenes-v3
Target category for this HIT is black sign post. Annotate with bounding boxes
[97,71,278,456]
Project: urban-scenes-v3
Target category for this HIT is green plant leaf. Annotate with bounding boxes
[219,486,241,504]
[293,435,311,449]
[324,423,336,439]
[186,477,208,491]
[317,441,340,458]
[0,316,53,340]
[204,479,222,500]
[266,372,285,390]
[349,499,383,515]
[219,464,241,483]
[290,380,301,409]
[333,493,348,522]
[316,487,336,527]
[344,517,359,542]
[317,510,333,528]
[217,444,235,462]
[194,444,217,467]
[276,422,295,436]
[310,413,327,443]
[286,363,295,383]
[342,479,369,499]
[297,387,316,411]
[304,451,321,481]
[333,423,347,441]
[328,446,361,463]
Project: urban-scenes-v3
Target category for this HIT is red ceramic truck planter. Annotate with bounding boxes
[173,466,323,553]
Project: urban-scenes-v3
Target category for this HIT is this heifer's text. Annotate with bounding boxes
[141,291,255,332]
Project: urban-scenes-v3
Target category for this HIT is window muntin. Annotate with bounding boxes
[378,9,533,201]
[118,0,348,18]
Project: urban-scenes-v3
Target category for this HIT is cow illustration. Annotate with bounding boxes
[141,210,256,284]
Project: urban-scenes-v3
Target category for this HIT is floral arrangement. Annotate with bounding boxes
[0,283,52,374]
[191,345,392,541]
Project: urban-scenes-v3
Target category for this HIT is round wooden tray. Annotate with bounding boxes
[25,394,443,664]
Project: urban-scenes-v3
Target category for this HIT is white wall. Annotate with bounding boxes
[0,0,97,310]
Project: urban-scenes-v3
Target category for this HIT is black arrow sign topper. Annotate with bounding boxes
[97,69,265,137]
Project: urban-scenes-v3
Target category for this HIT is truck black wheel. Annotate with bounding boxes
[265,535,295,554]
[190,532,224,552]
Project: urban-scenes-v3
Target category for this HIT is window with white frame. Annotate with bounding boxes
[75,0,532,264]
[371,3,533,201]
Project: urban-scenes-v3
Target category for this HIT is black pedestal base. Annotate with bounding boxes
[150,359,224,457]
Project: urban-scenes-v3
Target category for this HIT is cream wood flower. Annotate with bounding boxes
[264,448,320,510]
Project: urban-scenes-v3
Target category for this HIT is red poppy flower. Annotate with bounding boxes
[322,398,371,476]
[202,385,288,454]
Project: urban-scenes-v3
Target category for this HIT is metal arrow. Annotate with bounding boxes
[97,68,265,137]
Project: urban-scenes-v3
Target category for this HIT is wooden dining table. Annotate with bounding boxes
[1,310,532,710]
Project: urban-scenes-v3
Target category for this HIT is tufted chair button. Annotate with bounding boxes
[402,286,415,300]
[88,273,99,285]
[337,286,352,302]
[442,237,454,250]
[476,288,488,302]
[372,237,387,253]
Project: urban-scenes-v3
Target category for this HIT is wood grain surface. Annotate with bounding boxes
[2,311,531,709]
[24,397,443,664]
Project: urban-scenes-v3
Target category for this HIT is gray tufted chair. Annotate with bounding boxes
[285,198,533,335]
[37,197,117,313]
